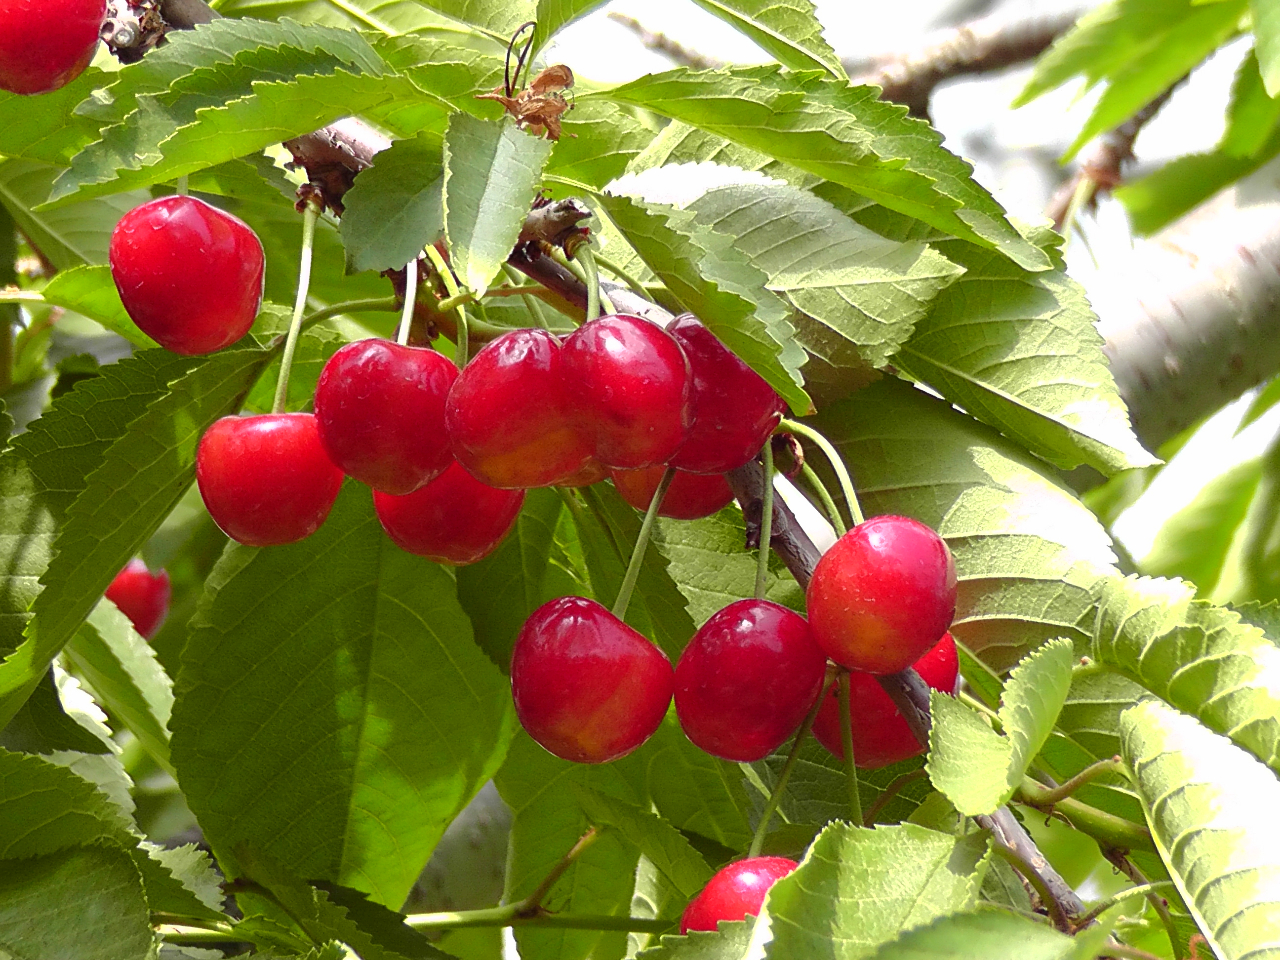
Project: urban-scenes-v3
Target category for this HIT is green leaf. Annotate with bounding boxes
[760,822,988,958]
[0,749,133,859]
[812,376,1115,672]
[340,133,444,274]
[595,192,810,413]
[0,843,154,960]
[0,159,148,269]
[1122,698,1280,960]
[636,920,753,960]
[408,0,535,40]
[443,114,554,297]
[531,0,607,55]
[171,483,513,909]
[373,34,505,114]
[1141,456,1261,597]
[312,883,454,960]
[63,598,176,777]
[1231,431,1280,605]
[893,234,1157,475]
[598,67,1051,272]
[575,786,712,900]
[865,910,1080,960]
[1015,0,1248,160]
[677,178,963,369]
[138,842,226,922]
[1221,50,1280,157]
[0,68,105,164]
[495,730,645,960]
[211,0,496,38]
[40,265,151,348]
[1,667,113,756]
[0,345,274,730]
[547,101,655,188]
[1093,575,1280,773]
[687,0,846,77]
[1253,0,1280,96]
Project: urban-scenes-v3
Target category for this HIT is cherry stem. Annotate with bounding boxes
[989,842,1071,933]
[779,419,863,527]
[424,244,470,367]
[754,441,775,601]
[837,669,863,826]
[175,175,188,196]
[520,827,600,916]
[301,297,399,329]
[271,198,320,414]
[612,466,675,621]
[799,461,847,537]
[1023,757,1126,805]
[862,768,928,827]
[577,245,609,321]
[396,257,418,346]
[747,664,838,859]
[502,264,551,329]
[1073,881,1175,929]
[593,251,650,301]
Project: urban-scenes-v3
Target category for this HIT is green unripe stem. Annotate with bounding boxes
[1015,778,1154,852]
[747,664,837,859]
[424,244,470,367]
[755,442,775,601]
[175,175,188,197]
[300,297,400,329]
[592,251,651,300]
[1074,881,1176,928]
[612,466,675,621]
[837,669,862,825]
[779,419,863,527]
[0,290,45,306]
[799,461,847,537]
[271,198,320,415]
[578,245,612,321]
[503,263,551,330]
[1026,757,1126,805]
[396,257,417,346]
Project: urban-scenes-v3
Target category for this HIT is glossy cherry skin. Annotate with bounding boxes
[446,328,592,488]
[667,315,786,475]
[373,461,524,565]
[611,466,735,520]
[0,0,104,95]
[314,339,458,495]
[805,515,956,674]
[511,596,674,764]
[110,196,265,355]
[196,414,344,547]
[562,315,692,469]
[556,457,609,488]
[104,559,171,639]
[813,632,959,769]
[680,857,798,934]
[675,600,827,762]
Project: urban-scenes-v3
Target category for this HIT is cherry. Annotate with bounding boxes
[510,596,674,764]
[561,315,692,469]
[0,0,104,95]
[104,559,171,639]
[556,457,609,488]
[674,600,827,762]
[812,632,959,769]
[805,515,956,674]
[373,461,524,565]
[611,466,734,520]
[314,339,457,495]
[196,414,344,547]
[445,328,592,488]
[667,315,786,475]
[109,196,265,356]
[680,857,798,934]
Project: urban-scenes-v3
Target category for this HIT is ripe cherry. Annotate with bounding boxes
[611,466,734,520]
[196,414,344,547]
[805,515,956,674]
[511,596,674,764]
[373,461,524,565]
[314,339,457,495]
[0,0,104,95]
[556,457,609,488]
[812,632,959,769]
[445,328,592,488]
[675,600,827,762]
[667,315,786,475]
[680,857,798,934]
[561,315,692,469]
[110,196,265,355]
[104,559,171,639]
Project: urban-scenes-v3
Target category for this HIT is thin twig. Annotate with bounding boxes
[990,841,1071,933]
[606,12,724,70]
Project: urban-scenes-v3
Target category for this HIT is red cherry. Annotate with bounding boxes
[561,315,692,469]
[314,339,458,495]
[196,414,343,547]
[511,596,674,764]
[805,515,956,674]
[110,197,265,355]
[674,600,827,762]
[556,457,609,488]
[667,315,786,475]
[373,461,524,565]
[104,559,171,639]
[445,328,592,488]
[680,857,798,934]
[611,466,734,520]
[0,0,104,95]
[813,632,959,769]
